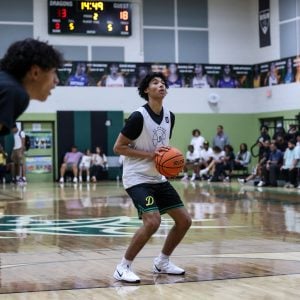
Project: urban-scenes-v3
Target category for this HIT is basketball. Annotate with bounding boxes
[155,147,185,177]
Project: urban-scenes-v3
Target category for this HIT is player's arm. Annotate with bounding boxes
[113,111,165,159]
[114,133,156,159]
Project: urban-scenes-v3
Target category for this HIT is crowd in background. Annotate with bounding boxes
[181,124,300,189]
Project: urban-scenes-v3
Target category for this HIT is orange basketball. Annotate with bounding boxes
[155,147,185,177]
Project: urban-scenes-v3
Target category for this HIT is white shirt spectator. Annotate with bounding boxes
[186,149,200,162]
[200,147,213,162]
[79,155,92,169]
[92,153,107,167]
[190,135,205,152]
[13,129,25,150]
[212,150,225,162]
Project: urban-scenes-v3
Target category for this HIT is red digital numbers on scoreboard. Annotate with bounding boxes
[57,8,68,19]
[54,22,61,30]
[49,1,131,36]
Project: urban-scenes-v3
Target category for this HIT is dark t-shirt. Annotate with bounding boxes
[121,103,175,140]
[0,71,30,136]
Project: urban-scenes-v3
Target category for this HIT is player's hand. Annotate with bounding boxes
[155,146,170,156]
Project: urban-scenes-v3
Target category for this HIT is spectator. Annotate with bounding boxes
[199,146,225,181]
[181,145,200,181]
[198,141,213,175]
[190,129,205,152]
[91,146,108,182]
[272,123,286,141]
[221,144,236,181]
[258,142,283,187]
[281,140,298,188]
[294,137,300,188]
[286,124,298,142]
[11,124,26,184]
[234,143,251,170]
[59,146,83,183]
[0,144,7,183]
[79,149,92,182]
[274,135,288,152]
[212,125,230,150]
[238,141,270,185]
[257,125,271,160]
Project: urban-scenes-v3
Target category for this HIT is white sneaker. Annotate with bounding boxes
[113,264,140,283]
[190,174,196,181]
[297,185,300,189]
[181,175,188,181]
[257,180,264,187]
[59,177,64,183]
[79,176,82,183]
[153,257,185,275]
[86,176,90,182]
[238,178,246,184]
[73,177,78,183]
[199,168,208,177]
[223,176,230,182]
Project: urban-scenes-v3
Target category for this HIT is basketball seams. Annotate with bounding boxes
[155,147,184,177]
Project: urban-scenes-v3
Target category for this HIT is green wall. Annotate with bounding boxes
[18,109,299,180]
[172,114,257,154]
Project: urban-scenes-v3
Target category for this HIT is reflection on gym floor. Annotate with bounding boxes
[0,180,300,296]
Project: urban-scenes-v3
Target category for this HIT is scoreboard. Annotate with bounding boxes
[48,1,132,36]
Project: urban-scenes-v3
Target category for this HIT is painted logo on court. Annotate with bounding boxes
[0,215,248,238]
[0,215,144,237]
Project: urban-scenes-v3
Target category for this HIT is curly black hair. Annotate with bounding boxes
[0,38,64,81]
[138,72,168,101]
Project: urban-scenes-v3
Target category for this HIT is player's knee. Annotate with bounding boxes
[143,215,161,234]
[178,214,192,231]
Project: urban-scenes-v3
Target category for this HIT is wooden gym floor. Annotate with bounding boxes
[0,179,299,299]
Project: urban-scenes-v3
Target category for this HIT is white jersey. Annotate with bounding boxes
[105,75,124,87]
[122,106,170,189]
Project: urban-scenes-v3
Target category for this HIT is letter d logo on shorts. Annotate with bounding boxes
[145,196,154,206]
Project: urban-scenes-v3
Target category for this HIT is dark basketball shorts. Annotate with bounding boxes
[126,181,184,219]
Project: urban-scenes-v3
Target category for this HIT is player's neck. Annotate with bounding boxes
[148,98,163,115]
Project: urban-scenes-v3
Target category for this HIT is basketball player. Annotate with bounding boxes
[113,72,192,283]
[0,38,63,136]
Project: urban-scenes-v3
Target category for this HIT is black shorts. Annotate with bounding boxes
[126,181,184,218]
